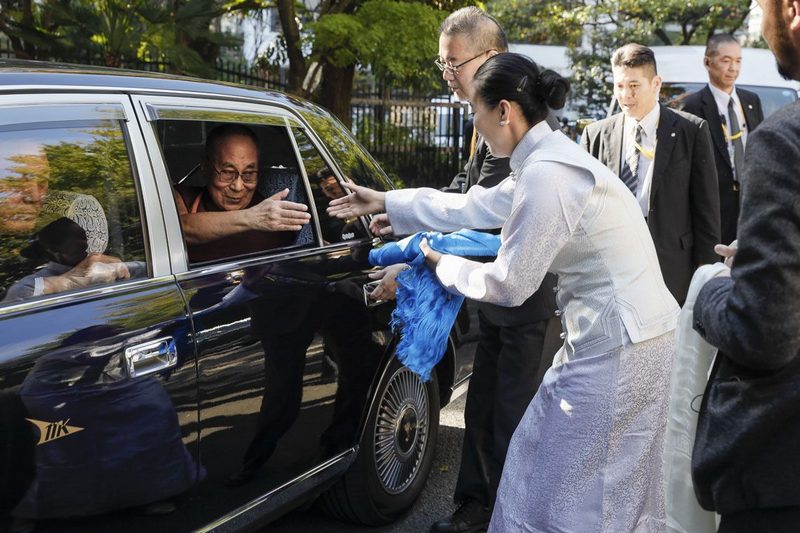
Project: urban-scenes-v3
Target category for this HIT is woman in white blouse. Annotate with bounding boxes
[329,53,678,532]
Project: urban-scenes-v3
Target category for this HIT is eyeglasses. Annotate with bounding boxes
[214,167,258,186]
[434,51,489,76]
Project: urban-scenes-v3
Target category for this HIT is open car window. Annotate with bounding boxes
[150,115,317,266]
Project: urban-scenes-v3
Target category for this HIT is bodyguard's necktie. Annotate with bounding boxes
[620,124,643,194]
[727,96,745,188]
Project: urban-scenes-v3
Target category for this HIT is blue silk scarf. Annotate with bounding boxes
[369,229,501,380]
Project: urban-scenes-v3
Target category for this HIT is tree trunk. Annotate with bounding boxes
[320,62,355,128]
[22,0,35,58]
[654,28,672,46]
[277,0,306,94]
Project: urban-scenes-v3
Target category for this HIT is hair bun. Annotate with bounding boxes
[535,69,570,110]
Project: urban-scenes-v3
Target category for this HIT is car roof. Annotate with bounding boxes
[0,58,323,113]
[651,46,800,90]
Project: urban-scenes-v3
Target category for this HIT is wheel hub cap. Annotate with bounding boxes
[373,367,429,494]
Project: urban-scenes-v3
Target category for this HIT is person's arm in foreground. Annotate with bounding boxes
[694,121,800,370]
[328,180,512,237]
[419,161,586,306]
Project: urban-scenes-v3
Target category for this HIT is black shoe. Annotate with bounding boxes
[430,499,491,533]
[225,467,257,487]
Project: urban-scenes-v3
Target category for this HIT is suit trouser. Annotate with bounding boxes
[453,309,559,507]
[718,507,800,533]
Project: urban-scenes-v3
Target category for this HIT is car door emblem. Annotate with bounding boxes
[26,418,85,445]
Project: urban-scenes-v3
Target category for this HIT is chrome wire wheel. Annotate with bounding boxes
[373,366,430,495]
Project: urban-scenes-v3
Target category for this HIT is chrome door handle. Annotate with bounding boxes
[124,337,177,378]
[363,280,386,307]
[226,270,245,284]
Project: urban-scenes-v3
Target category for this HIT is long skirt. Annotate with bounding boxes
[489,331,674,533]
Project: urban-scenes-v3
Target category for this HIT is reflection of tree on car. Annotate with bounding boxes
[0,124,145,299]
[3,192,144,302]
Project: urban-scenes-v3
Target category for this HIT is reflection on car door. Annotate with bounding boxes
[0,95,200,533]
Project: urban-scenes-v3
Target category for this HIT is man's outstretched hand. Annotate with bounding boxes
[250,188,311,232]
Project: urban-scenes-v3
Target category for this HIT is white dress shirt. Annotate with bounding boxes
[622,103,660,216]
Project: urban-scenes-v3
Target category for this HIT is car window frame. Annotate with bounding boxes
[287,124,375,249]
[0,93,163,314]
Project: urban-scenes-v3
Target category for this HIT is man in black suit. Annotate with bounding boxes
[582,43,720,304]
[369,8,558,533]
[692,0,800,530]
[680,34,764,246]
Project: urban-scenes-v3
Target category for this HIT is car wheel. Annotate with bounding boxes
[318,357,440,525]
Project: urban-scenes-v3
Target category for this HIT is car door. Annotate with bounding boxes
[132,95,390,529]
[0,94,199,533]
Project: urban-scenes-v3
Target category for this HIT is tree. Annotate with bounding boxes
[263,0,473,126]
[488,0,753,116]
[310,0,446,125]
[0,0,247,74]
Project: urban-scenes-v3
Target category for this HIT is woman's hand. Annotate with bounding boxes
[367,263,408,301]
[327,182,386,219]
[419,238,443,269]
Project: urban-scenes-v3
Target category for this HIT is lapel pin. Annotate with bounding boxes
[748,104,753,109]
[671,132,676,137]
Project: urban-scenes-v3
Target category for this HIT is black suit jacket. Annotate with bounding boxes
[444,133,556,325]
[581,105,721,303]
[680,86,764,245]
[693,99,800,514]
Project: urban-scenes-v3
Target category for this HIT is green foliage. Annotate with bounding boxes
[309,1,445,88]
[0,124,144,295]
[491,0,584,45]
[0,0,246,75]
[488,0,753,117]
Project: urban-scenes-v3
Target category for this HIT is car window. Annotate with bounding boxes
[152,118,317,265]
[292,127,368,244]
[299,107,393,192]
[0,107,147,305]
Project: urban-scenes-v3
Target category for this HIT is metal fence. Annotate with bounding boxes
[0,48,467,186]
[351,96,470,188]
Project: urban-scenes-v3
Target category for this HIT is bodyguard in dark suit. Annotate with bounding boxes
[680,34,764,246]
[692,1,800,530]
[582,43,720,304]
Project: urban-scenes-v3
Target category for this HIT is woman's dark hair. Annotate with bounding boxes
[472,53,570,125]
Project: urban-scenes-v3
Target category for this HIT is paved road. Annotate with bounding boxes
[265,394,467,532]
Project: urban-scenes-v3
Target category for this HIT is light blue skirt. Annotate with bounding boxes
[489,331,674,533]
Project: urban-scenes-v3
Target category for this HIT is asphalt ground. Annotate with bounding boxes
[265,393,467,532]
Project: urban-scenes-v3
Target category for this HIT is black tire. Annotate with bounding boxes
[318,358,440,525]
